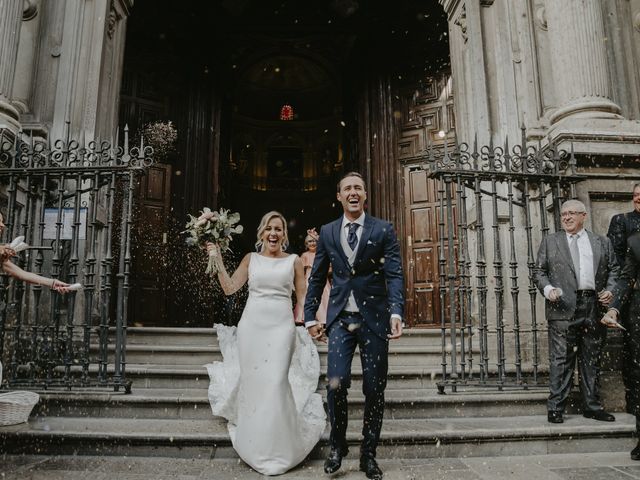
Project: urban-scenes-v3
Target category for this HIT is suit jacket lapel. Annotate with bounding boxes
[354,215,374,264]
[557,233,576,277]
[332,219,349,267]
[587,231,601,274]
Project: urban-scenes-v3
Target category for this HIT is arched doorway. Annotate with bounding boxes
[119,0,451,327]
[228,51,344,251]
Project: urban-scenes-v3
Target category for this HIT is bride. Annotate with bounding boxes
[205,211,326,475]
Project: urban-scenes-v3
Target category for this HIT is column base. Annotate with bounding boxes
[0,99,21,133]
[549,98,622,125]
[544,116,640,157]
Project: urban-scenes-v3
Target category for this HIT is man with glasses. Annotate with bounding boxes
[534,200,618,424]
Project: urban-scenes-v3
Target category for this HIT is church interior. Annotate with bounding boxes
[119,0,450,325]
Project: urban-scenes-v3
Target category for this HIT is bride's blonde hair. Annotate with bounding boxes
[255,211,289,252]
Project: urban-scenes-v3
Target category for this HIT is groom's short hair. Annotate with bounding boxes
[337,171,365,192]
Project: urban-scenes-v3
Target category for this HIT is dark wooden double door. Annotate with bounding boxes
[402,167,450,327]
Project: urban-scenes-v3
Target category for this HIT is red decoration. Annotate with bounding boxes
[280,104,294,121]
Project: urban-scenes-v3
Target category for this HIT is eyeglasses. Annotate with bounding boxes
[560,211,586,218]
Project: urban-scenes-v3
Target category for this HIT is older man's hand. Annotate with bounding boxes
[598,290,613,305]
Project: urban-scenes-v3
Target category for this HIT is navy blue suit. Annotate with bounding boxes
[304,214,404,458]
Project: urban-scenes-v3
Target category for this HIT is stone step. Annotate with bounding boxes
[114,326,447,348]
[1,414,634,458]
[95,343,459,367]
[30,387,560,422]
[117,328,218,347]
[69,363,541,391]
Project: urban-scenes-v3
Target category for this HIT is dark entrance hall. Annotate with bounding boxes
[119,0,450,326]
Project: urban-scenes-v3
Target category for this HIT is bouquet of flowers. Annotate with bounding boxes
[183,207,243,275]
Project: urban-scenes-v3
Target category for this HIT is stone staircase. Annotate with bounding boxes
[0,327,634,459]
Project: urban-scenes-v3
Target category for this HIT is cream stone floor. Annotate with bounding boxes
[1,451,640,480]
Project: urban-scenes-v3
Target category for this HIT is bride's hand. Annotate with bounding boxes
[0,245,16,262]
[205,242,220,255]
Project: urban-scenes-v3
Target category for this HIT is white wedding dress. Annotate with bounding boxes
[206,253,326,475]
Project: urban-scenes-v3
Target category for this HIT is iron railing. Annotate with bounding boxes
[0,124,153,392]
[425,129,584,392]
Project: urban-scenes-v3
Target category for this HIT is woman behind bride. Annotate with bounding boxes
[205,211,326,476]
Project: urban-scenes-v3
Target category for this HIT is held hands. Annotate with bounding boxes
[388,316,403,340]
[600,309,626,331]
[307,324,327,343]
[307,317,403,341]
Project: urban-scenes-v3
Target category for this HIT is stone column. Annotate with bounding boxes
[0,0,23,131]
[546,0,621,123]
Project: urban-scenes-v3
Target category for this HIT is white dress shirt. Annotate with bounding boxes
[341,213,365,312]
[571,230,595,290]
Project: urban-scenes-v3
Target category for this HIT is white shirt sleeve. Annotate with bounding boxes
[543,285,556,300]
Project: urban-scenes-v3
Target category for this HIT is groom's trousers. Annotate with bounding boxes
[326,311,389,459]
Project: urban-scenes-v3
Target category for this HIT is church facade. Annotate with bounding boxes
[1,1,640,389]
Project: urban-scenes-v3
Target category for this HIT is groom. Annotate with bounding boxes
[305,172,404,480]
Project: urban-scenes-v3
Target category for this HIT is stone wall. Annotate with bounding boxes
[440,0,640,153]
[0,0,132,141]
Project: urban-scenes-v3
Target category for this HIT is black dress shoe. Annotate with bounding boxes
[547,411,564,424]
[359,456,383,480]
[324,447,348,474]
[583,410,616,422]
[631,440,640,461]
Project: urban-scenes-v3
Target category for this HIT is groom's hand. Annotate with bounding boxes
[388,316,403,340]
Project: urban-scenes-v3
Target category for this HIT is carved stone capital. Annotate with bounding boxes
[115,0,134,16]
[439,0,464,18]
[454,6,468,43]
[107,7,120,38]
[107,0,134,38]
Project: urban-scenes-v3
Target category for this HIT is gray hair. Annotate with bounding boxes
[560,199,586,213]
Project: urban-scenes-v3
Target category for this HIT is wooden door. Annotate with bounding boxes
[131,164,172,326]
[393,70,455,327]
[403,166,442,327]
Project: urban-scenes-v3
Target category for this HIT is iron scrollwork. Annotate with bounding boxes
[0,123,155,393]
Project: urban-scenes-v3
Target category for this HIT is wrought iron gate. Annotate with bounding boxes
[426,131,584,392]
[0,125,153,392]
